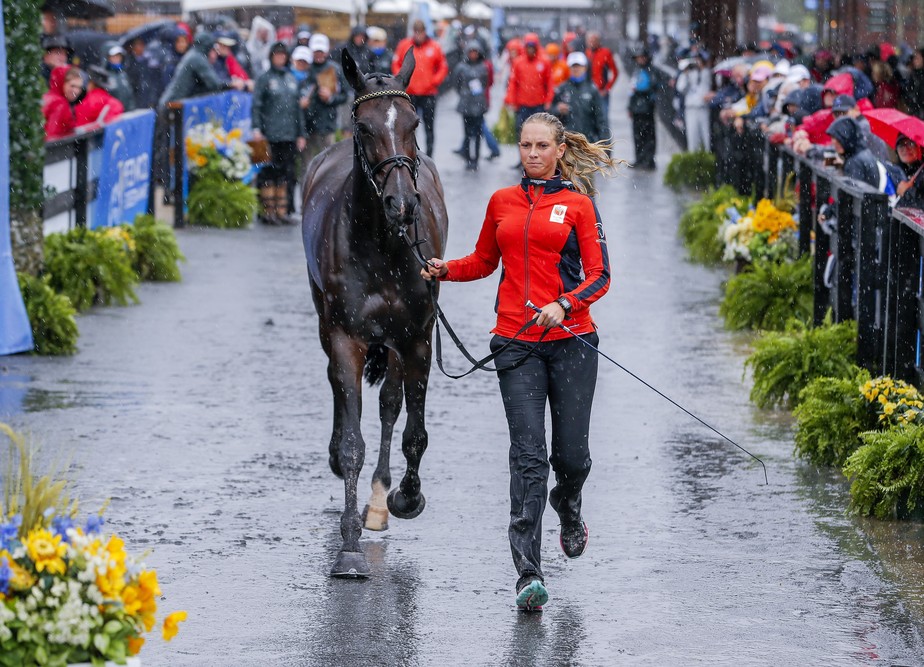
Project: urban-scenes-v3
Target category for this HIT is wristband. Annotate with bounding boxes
[556,296,572,314]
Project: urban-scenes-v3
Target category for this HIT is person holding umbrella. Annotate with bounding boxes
[895,134,924,209]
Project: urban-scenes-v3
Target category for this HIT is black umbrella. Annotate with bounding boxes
[118,19,177,49]
[42,0,115,20]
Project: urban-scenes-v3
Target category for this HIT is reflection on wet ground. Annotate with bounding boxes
[3,78,924,665]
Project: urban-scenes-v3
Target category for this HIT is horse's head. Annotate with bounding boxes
[342,48,421,229]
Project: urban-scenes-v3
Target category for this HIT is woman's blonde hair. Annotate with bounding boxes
[522,112,624,196]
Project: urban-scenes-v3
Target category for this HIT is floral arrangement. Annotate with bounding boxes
[185,123,255,183]
[720,198,798,263]
[0,424,186,665]
[861,376,924,426]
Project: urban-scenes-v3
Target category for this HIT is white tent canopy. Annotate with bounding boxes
[368,0,455,19]
[182,0,366,14]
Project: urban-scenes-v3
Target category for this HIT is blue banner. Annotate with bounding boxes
[182,92,254,206]
[0,0,34,356]
[91,110,156,229]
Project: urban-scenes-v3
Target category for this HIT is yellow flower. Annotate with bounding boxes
[162,610,187,641]
[228,128,242,140]
[0,550,36,591]
[25,529,67,576]
[884,402,897,415]
[121,584,142,615]
[127,636,145,656]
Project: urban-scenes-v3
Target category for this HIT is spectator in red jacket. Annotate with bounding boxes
[43,65,83,140]
[215,33,253,92]
[392,19,449,156]
[585,31,617,117]
[505,33,553,138]
[75,66,124,127]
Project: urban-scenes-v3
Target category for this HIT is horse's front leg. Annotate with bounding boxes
[327,333,371,578]
[364,351,402,531]
[388,335,431,520]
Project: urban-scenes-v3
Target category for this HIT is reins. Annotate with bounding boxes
[353,88,548,378]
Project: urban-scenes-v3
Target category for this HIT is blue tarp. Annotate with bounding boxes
[0,0,35,356]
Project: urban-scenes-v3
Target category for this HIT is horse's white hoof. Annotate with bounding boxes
[363,504,390,532]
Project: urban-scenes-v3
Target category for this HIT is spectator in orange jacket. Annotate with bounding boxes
[545,43,570,89]
[75,65,124,127]
[586,32,618,117]
[392,19,449,156]
[505,33,553,139]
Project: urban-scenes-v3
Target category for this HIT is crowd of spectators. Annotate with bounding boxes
[666,40,924,209]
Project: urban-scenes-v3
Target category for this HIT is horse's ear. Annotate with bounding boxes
[341,47,366,93]
[395,48,416,89]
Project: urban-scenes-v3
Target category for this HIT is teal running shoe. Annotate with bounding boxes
[515,578,548,612]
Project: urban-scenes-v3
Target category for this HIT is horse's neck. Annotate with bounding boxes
[349,164,396,248]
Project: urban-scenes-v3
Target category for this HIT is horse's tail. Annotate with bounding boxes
[364,343,389,386]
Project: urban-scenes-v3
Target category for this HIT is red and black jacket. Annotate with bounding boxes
[443,174,610,342]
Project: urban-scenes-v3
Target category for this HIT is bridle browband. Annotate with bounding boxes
[351,89,420,200]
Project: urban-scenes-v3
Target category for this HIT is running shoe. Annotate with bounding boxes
[560,520,589,559]
[515,577,548,612]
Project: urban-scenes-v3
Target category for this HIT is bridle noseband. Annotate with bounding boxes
[352,89,420,200]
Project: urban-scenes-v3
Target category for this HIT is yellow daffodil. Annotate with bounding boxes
[127,636,145,656]
[0,550,36,591]
[121,584,142,615]
[25,528,67,576]
[162,610,188,641]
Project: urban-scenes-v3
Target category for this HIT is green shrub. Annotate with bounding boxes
[187,174,258,228]
[844,424,924,519]
[794,369,874,467]
[745,315,858,408]
[720,256,813,331]
[664,150,716,191]
[678,185,745,264]
[43,228,139,312]
[16,273,78,356]
[126,215,184,281]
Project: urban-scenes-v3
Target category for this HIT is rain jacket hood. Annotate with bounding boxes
[193,32,216,55]
[827,116,865,157]
[48,65,70,97]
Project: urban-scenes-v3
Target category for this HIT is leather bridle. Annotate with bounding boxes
[351,89,420,200]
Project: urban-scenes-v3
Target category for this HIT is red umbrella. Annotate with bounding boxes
[863,108,924,149]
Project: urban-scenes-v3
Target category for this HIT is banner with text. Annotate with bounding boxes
[91,109,156,229]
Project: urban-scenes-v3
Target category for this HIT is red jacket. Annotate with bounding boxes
[505,54,554,109]
[226,53,249,81]
[75,88,124,126]
[443,175,610,341]
[43,66,76,140]
[587,46,618,94]
[392,37,448,96]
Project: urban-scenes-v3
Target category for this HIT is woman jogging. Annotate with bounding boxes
[421,112,620,611]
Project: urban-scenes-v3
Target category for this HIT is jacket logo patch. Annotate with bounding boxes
[549,205,567,223]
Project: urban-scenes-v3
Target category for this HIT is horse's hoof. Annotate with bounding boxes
[329,455,344,479]
[330,551,370,579]
[362,504,390,532]
[386,488,426,520]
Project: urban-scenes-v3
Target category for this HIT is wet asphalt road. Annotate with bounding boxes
[3,77,924,666]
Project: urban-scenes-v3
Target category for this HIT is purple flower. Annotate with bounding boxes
[84,514,105,535]
[0,557,10,596]
[52,515,75,542]
[0,515,22,551]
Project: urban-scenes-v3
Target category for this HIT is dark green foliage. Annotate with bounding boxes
[16,273,78,355]
[3,0,44,215]
[844,424,924,519]
[664,150,717,191]
[127,215,184,281]
[794,369,875,467]
[720,256,813,331]
[44,229,139,311]
[745,315,859,408]
[678,185,744,264]
[187,174,258,228]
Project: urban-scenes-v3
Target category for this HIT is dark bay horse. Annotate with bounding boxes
[301,49,449,578]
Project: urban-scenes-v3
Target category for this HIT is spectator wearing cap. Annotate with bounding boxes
[585,31,618,118]
[342,26,372,75]
[628,49,658,169]
[300,33,348,159]
[552,51,606,144]
[392,20,449,157]
[505,32,553,154]
[366,26,393,73]
[675,50,712,151]
[252,42,307,225]
[895,134,924,209]
[214,32,253,91]
[42,65,82,140]
[296,29,312,49]
[41,34,70,85]
[450,41,490,170]
[125,36,161,108]
[104,45,135,112]
[75,66,124,127]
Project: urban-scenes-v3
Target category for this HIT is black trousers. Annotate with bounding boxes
[259,141,298,209]
[462,114,483,164]
[490,331,599,585]
[632,111,656,168]
[410,94,437,156]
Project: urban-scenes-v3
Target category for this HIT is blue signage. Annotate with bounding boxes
[0,0,34,356]
[92,110,156,229]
